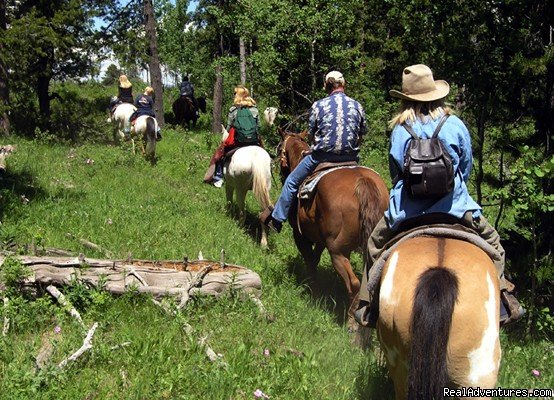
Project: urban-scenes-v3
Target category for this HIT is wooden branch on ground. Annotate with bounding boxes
[248,293,274,322]
[46,285,85,328]
[58,322,98,369]
[178,265,212,309]
[2,297,9,336]
[65,233,113,258]
[35,334,54,371]
[110,341,132,351]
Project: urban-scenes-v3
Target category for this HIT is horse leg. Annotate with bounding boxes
[225,181,234,213]
[260,222,268,249]
[329,250,361,330]
[235,187,247,226]
[292,229,319,276]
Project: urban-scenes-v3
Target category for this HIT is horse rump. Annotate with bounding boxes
[408,266,458,400]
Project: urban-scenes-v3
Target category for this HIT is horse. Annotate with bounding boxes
[277,129,389,326]
[263,107,278,127]
[222,127,272,247]
[108,102,136,143]
[197,95,207,113]
[132,115,158,164]
[377,236,501,400]
[172,96,198,129]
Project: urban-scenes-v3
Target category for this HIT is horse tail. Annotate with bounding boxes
[251,151,272,210]
[408,267,458,400]
[355,176,383,267]
[144,117,157,162]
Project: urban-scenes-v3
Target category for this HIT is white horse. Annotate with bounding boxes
[133,115,158,164]
[222,127,272,247]
[263,107,278,127]
[108,101,136,143]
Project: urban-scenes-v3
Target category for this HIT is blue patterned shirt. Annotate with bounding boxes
[309,91,366,155]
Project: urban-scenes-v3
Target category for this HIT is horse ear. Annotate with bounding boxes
[299,130,308,140]
[278,127,286,140]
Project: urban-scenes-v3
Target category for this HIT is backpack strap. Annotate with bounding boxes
[401,123,419,140]
[402,114,450,140]
[431,114,450,138]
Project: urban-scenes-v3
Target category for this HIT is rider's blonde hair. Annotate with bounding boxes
[144,86,154,96]
[388,99,451,128]
[233,86,256,107]
[119,75,132,89]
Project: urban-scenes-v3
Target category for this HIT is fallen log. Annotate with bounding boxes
[0,255,262,300]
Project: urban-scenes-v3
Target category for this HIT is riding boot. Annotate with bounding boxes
[500,290,525,326]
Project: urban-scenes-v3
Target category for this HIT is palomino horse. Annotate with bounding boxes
[108,102,136,143]
[377,236,501,400]
[222,128,272,247]
[132,115,158,164]
[277,130,389,325]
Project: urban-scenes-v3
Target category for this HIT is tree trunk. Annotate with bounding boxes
[239,37,247,86]
[0,0,9,136]
[144,0,165,127]
[36,50,53,132]
[475,106,486,205]
[212,64,223,135]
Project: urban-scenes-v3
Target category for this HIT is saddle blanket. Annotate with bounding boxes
[298,165,376,200]
[365,224,504,304]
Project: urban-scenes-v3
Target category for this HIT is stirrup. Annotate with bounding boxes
[500,290,525,326]
[258,206,274,225]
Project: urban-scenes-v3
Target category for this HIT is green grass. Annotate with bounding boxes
[0,129,551,399]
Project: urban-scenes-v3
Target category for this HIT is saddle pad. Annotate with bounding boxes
[298,166,375,200]
[364,224,504,304]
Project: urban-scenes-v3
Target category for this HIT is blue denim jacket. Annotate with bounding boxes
[385,113,482,231]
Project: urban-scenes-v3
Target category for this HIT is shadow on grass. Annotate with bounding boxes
[354,351,395,400]
[0,169,46,218]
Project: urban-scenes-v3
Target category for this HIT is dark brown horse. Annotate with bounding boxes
[172,96,198,129]
[277,129,389,325]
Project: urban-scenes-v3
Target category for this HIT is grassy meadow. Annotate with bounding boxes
[0,119,552,398]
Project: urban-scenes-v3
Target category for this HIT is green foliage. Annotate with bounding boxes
[0,257,30,292]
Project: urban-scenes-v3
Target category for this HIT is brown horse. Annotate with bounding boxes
[172,96,198,129]
[277,129,389,324]
[377,236,501,400]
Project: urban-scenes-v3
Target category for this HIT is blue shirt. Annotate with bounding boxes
[386,113,482,230]
[309,91,366,155]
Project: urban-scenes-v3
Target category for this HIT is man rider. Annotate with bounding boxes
[180,76,199,117]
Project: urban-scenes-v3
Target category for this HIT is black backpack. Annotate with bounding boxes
[402,115,455,199]
[234,107,258,144]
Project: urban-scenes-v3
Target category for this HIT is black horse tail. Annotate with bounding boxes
[355,176,382,269]
[408,267,458,400]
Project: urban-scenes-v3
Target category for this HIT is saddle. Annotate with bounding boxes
[298,161,360,200]
[355,219,501,328]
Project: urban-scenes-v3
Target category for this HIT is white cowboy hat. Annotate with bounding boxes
[389,64,449,102]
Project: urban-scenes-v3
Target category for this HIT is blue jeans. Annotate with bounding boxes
[272,154,319,222]
[272,152,358,222]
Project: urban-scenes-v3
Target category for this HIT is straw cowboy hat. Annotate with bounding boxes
[389,64,449,102]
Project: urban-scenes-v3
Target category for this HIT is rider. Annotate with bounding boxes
[109,74,134,115]
[260,71,367,232]
[179,75,199,117]
[129,86,161,140]
[204,85,261,188]
[357,64,524,326]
